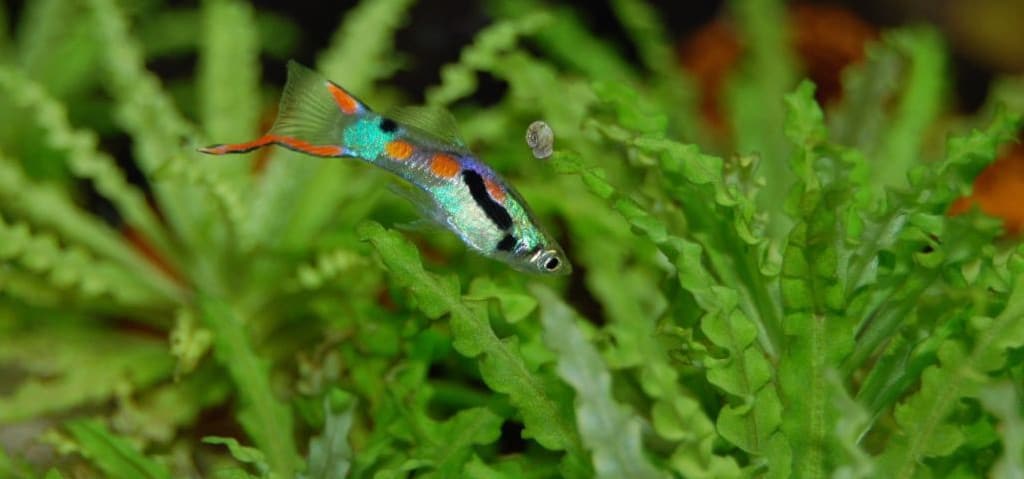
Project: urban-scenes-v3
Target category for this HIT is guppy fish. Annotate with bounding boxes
[200,61,570,275]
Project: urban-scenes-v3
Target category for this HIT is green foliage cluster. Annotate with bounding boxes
[1,0,1023,478]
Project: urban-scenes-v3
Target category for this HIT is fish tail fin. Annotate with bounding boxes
[199,60,370,158]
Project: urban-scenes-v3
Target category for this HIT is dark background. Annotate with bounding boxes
[6,0,1017,111]
[240,0,1020,112]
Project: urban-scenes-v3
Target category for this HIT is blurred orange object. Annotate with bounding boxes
[121,226,185,286]
[678,21,742,130]
[251,105,280,175]
[678,4,876,128]
[790,4,878,104]
[949,142,1024,235]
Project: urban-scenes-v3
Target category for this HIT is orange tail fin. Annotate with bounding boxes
[199,61,369,158]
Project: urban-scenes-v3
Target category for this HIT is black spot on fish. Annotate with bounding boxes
[379,118,398,133]
[496,234,516,252]
[461,169,513,230]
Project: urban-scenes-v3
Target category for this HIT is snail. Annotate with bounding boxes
[525,120,554,159]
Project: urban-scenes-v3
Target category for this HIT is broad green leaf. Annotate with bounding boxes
[199,0,260,144]
[169,308,213,378]
[426,13,550,107]
[138,10,299,60]
[979,382,1024,479]
[0,157,183,306]
[358,222,590,475]
[86,0,248,275]
[0,321,173,422]
[828,371,877,479]
[196,0,260,244]
[0,212,157,308]
[408,407,503,478]
[300,391,356,479]
[210,468,261,479]
[727,0,798,236]
[358,222,459,319]
[551,146,788,476]
[609,0,703,145]
[0,65,175,260]
[463,454,533,479]
[585,92,784,355]
[16,0,100,99]
[292,247,370,290]
[490,0,638,84]
[777,81,859,478]
[84,0,201,211]
[533,284,667,479]
[203,436,270,477]
[843,109,1022,379]
[237,0,416,258]
[874,28,946,190]
[200,299,300,477]
[114,365,231,445]
[466,277,537,323]
[878,264,1024,477]
[1,446,37,479]
[317,0,417,95]
[591,81,667,136]
[65,419,172,479]
[5,1,1024,478]
[830,36,903,151]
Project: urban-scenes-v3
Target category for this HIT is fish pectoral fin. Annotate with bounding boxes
[387,182,450,227]
[395,218,446,233]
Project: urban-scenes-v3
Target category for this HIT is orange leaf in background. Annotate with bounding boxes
[678,21,741,131]
[949,142,1024,235]
[121,226,186,286]
[251,105,279,175]
[678,4,876,131]
[790,4,877,104]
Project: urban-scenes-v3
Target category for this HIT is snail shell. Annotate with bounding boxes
[525,120,554,159]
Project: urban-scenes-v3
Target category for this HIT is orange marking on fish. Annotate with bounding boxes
[386,140,414,160]
[200,134,342,157]
[200,135,275,154]
[430,153,460,179]
[273,135,344,156]
[325,82,359,115]
[485,178,506,202]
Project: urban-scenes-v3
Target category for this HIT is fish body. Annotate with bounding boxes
[200,61,569,275]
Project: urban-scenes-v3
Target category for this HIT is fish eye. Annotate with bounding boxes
[544,257,560,271]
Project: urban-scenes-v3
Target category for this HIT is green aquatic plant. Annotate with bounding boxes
[1,0,1023,478]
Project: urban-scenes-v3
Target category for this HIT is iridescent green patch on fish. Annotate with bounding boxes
[344,118,394,159]
[198,61,570,275]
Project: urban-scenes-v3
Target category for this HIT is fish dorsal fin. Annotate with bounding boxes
[271,61,370,146]
[385,106,469,152]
